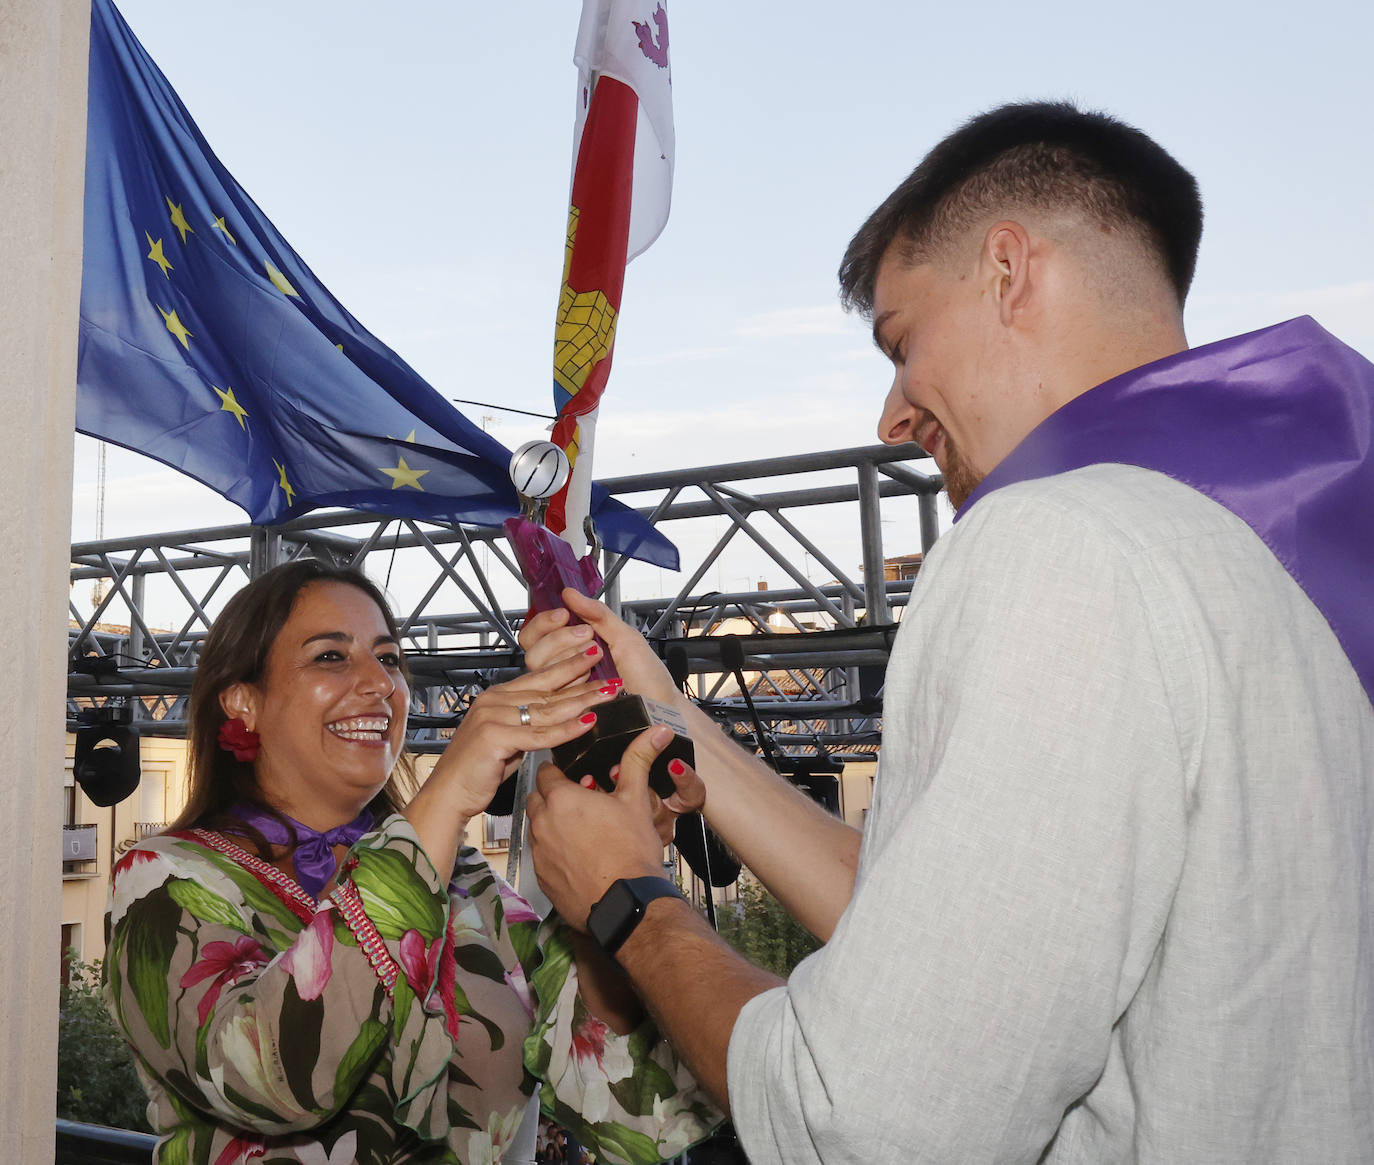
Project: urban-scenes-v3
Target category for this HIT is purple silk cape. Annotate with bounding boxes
[957,316,1374,705]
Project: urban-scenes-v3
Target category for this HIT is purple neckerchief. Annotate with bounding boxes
[958,316,1374,706]
[228,803,373,897]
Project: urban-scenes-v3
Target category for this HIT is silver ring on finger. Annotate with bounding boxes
[517,704,533,727]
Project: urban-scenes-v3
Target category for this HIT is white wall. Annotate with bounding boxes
[0,0,89,1156]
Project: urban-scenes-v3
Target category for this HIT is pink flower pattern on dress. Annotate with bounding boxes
[112,846,159,882]
[180,935,269,1026]
[211,1134,266,1165]
[280,910,334,1001]
[571,1012,610,1067]
[397,928,441,995]
[434,917,460,1042]
[397,920,461,1043]
[495,881,541,927]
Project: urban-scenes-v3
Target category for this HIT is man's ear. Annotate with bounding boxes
[219,682,259,732]
[983,220,1034,326]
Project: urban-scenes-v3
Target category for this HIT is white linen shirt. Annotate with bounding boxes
[727,464,1374,1164]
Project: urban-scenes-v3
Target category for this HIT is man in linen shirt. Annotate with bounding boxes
[525,101,1374,1163]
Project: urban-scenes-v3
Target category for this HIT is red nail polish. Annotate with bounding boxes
[579,712,597,725]
[584,645,599,657]
[668,759,686,776]
[599,683,619,696]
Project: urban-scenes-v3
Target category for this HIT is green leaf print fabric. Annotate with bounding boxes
[105,814,719,1164]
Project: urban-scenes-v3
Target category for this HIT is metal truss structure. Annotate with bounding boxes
[68,444,942,762]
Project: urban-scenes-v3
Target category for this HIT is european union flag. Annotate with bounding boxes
[78,0,676,569]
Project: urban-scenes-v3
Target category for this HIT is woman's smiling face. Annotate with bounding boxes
[223,580,409,829]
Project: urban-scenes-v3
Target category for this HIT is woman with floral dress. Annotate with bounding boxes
[104,559,718,1164]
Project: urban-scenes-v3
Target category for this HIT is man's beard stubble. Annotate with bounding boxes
[939,440,984,511]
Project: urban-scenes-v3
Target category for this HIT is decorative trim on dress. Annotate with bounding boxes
[187,829,317,926]
[332,879,401,997]
[185,828,401,997]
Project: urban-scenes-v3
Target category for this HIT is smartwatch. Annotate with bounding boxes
[587,876,684,957]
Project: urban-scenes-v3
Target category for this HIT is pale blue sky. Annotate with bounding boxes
[75,0,1374,592]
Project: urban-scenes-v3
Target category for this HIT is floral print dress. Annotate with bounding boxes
[105,815,718,1164]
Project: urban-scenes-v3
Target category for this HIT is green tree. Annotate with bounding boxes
[714,877,820,977]
[58,955,151,1132]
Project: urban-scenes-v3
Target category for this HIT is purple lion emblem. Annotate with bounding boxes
[633,3,669,68]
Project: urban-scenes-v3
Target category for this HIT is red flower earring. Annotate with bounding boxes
[218,717,260,762]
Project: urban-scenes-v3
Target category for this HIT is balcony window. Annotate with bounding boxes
[62,823,98,876]
[483,814,512,850]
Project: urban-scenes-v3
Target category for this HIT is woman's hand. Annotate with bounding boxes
[421,648,619,822]
[651,749,706,845]
[519,589,680,706]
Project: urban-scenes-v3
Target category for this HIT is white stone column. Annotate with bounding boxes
[0,0,89,1158]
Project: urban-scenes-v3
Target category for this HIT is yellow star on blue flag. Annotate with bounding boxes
[379,456,428,490]
[212,385,248,428]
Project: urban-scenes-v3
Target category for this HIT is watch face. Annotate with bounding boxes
[588,879,640,955]
[587,877,683,957]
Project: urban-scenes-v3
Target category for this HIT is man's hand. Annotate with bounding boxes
[528,722,783,1115]
[589,750,706,847]
[527,724,678,929]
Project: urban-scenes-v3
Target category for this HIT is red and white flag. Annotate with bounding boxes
[547,0,674,551]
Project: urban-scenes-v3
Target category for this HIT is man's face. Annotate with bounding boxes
[871,250,1005,509]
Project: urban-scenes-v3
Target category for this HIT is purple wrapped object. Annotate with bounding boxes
[503,515,692,795]
[504,516,617,684]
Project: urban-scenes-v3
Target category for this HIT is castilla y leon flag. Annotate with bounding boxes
[77,0,677,568]
[547,0,674,551]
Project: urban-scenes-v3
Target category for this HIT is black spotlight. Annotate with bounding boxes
[73,705,141,808]
[674,812,742,888]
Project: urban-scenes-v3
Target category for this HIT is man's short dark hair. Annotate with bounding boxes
[838,100,1203,314]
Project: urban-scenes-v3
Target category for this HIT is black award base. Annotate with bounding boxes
[551,691,694,799]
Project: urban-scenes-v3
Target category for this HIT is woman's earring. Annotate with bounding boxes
[217,717,260,762]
